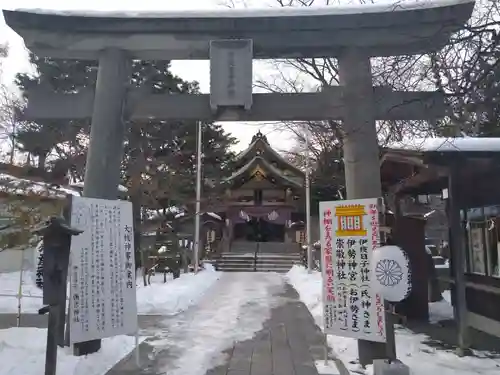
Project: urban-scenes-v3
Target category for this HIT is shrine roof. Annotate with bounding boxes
[3,0,475,59]
[225,156,303,188]
[235,131,304,177]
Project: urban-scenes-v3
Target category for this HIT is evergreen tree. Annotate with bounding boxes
[15,54,96,172]
[122,60,237,211]
[14,56,237,200]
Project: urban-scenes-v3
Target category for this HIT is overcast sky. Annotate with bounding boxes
[0,0,302,152]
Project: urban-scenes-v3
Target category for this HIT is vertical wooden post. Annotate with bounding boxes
[378,198,397,361]
[44,305,60,375]
[447,162,470,356]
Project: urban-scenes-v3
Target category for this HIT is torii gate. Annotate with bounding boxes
[4,0,475,365]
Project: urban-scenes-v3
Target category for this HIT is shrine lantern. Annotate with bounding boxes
[335,204,367,237]
[207,230,216,243]
[295,230,306,244]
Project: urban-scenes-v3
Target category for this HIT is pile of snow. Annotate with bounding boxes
[286,265,500,375]
[429,290,454,324]
[0,327,142,375]
[136,264,221,315]
[0,265,221,315]
[0,173,129,200]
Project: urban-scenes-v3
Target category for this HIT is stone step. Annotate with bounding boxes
[216,267,292,273]
[213,252,301,272]
[216,258,299,265]
[219,252,301,258]
[216,261,296,267]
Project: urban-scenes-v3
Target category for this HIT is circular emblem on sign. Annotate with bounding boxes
[375,259,403,287]
[371,245,412,302]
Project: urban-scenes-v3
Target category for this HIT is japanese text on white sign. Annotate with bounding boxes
[319,198,386,343]
[69,196,137,344]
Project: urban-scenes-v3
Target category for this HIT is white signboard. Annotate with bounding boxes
[209,39,253,111]
[69,196,137,344]
[319,198,386,343]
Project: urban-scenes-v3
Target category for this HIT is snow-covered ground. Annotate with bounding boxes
[0,327,143,375]
[136,265,221,315]
[0,265,221,375]
[0,265,221,315]
[429,290,454,323]
[286,265,500,375]
[147,272,285,375]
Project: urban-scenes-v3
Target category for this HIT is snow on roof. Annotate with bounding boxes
[225,156,303,187]
[0,173,81,199]
[207,212,222,221]
[14,0,474,19]
[236,138,303,174]
[143,207,182,220]
[70,181,128,193]
[386,137,500,153]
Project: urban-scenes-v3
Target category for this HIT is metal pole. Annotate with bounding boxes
[194,121,203,273]
[45,305,59,375]
[17,249,24,327]
[305,126,313,271]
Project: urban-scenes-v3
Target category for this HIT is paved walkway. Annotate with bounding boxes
[106,273,338,375]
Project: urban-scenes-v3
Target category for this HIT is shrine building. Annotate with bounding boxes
[219,131,306,254]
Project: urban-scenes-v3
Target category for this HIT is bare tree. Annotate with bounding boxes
[0,44,22,163]
[251,0,499,160]
[430,0,500,135]
[250,0,443,160]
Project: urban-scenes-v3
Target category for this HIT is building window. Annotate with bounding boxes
[465,206,500,278]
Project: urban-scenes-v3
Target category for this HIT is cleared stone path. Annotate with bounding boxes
[108,273,334,375]
[204,284,329,375]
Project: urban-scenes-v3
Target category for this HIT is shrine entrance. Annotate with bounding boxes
[233,217,285,242]
[5,0,474,364]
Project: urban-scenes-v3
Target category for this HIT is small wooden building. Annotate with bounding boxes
[381,137,500,341]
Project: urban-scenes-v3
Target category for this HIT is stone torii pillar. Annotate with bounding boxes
[338,49,396,363]
[76,48,132,355]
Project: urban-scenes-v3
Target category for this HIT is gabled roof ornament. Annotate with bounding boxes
[251,130,269,145]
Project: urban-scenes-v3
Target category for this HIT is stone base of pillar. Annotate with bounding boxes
[373,359,410,375]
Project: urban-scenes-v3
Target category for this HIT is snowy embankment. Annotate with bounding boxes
[286,265,500,375]
[136,264,221,315]
[0,264,221,315]
[0,328,142,375]
[0,265,221,375]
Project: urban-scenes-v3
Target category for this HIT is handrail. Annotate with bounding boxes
[253,242,259,271]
